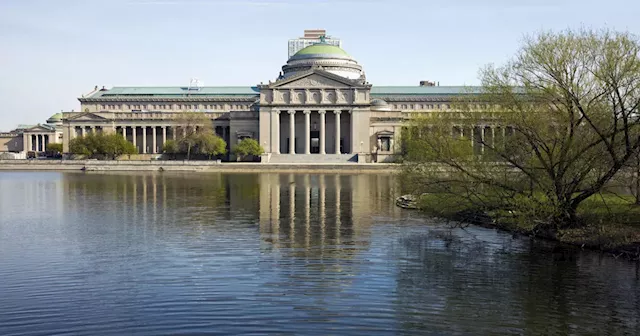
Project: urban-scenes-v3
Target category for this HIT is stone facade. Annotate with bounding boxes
[8,41,497,163]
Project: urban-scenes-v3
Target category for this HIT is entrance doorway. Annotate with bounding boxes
[310,131,320,153]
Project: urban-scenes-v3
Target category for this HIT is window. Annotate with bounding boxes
[101,104,106,110]
[401,104,407,109]
[376,131,394,152]
[380,137,391,151]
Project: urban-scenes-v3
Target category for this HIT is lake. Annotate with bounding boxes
[0,171,639,335]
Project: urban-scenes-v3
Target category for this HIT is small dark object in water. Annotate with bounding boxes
[396,195,418,209]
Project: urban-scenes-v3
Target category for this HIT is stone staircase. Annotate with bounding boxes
[268,154,358,164]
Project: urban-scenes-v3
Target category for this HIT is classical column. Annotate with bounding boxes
[172,126,177,140]
[142,126,147,154]
[481,126,485,154]
[288,110,295,154]
[162,126,167,151]
[273,110,280,154]
[491,126,496,147]
[304,110,311,154]
[80,127,85,137]
[319,110,326,154]
[30,135,34,151]
[132,126,137,151]
[334,110,341,154]
[122,126,127,139]
[470,126,475,154]
[152,126,157,154]
[91,126,96,134]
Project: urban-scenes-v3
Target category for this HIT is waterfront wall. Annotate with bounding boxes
[0,160,399,173]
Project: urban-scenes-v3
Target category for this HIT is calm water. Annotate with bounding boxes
[0,172,639,335]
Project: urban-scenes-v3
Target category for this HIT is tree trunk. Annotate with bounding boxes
[555,202,580,230]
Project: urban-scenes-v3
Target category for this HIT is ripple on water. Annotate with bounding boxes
[0,172,639,336]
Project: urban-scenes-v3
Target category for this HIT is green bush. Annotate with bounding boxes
[68,133,137,159]
[45,143,63,153]
[232,138,264,160]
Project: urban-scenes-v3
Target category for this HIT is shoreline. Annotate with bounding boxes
[474,219,640,261]
[396,196,640,261]
[0,159,400,173]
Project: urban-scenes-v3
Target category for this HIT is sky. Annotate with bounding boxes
[0,0,638,131]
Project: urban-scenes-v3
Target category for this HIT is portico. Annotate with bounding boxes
[272,109,352,154]
[22,124,59,152]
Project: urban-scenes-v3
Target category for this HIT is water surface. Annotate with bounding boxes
[0,172,639,335]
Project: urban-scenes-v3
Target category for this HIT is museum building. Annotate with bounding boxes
[3,41,488,163]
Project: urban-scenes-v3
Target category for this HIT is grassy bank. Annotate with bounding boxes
[413,193,640,260]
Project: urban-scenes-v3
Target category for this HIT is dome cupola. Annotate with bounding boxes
[281,42,364,80]
[370,99,391,111]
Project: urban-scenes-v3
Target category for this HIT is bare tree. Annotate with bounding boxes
[402,29,640,231]
[173,112,212,160]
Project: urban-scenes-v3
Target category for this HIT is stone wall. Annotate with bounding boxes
[0,160,399,173]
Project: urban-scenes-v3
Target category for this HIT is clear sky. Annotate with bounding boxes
[0,0,638,131]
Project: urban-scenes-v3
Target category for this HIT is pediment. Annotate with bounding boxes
[24,125,55,133]
[68,112,108,121]
[271,70,357,89]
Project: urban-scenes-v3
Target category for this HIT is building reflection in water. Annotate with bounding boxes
[257,173,402,254]
[0,172,64,222]
[6,172,639,334]
[61,171,401,248]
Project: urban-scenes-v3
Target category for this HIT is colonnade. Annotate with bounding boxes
[447,125,514,155]
[274,109,349,155]
[25,134,51,152]
[70,125,230,154]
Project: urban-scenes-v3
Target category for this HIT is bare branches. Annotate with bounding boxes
[402,28,640,230]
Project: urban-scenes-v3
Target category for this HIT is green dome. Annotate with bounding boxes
[293,43,350,58]
[48,113,62,121]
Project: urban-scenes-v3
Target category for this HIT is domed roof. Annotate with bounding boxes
[371,99,388,106]
[48,112,62,121]
[282,43,364,80]
[292,43,350,58]
[371,99,391,111]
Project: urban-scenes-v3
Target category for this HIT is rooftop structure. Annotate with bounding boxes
[288,29,342,59]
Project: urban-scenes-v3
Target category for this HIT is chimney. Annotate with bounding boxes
[419,80,436,87]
